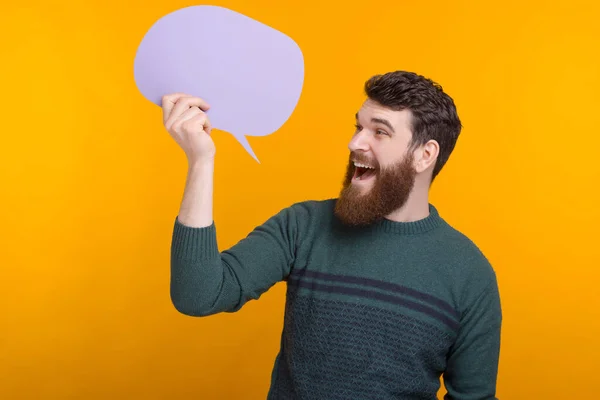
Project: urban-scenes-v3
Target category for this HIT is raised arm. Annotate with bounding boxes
[162,93,297,316]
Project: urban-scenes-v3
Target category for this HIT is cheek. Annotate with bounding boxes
[383,140,413,163]
[376,149,401,168]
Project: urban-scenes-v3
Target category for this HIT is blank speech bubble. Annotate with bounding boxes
[133,5,305,163]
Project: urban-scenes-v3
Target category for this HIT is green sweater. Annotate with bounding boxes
[170,199,502,400]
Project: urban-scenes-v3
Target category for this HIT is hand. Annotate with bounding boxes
[161,93,215,164]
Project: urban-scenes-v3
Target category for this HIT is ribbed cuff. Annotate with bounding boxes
[171,217,220,260]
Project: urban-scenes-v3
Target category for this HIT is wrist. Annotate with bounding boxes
[188,157,215,171]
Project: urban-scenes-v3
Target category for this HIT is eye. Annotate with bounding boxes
[354,124,362,132]
[376,129,389,136]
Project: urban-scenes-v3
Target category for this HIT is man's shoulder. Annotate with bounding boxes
[433,214,500,311]
[435,214,496,281]
[266,198,336,228]
[439,220,487,254]
[284,197,337,216]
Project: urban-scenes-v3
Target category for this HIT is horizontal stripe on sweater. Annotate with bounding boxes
[288,269,460,331]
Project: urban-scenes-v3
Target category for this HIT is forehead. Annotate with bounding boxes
[357,99,413,136]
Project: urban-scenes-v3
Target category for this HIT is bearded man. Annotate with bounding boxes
[163,70,502,400]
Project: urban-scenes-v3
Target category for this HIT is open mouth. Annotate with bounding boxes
[352,162,377,182]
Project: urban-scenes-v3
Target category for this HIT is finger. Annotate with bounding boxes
[202,112,212,134]
[161,93,189,123]
[183,113,211,135]
[170,106,202,132]
[166,96,211,126]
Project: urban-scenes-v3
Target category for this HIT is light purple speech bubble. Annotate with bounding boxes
[133,5,305,162]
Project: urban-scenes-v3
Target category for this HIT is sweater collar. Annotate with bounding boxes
[373,204,444,235]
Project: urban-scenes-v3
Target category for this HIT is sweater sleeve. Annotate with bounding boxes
[443,274,502,400]
[169,205,298,316]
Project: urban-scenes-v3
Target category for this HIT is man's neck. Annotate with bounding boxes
[385,185,430,223]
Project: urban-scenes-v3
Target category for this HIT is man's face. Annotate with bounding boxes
[334,100,418,226]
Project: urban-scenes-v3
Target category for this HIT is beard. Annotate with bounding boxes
[334,151,417,227]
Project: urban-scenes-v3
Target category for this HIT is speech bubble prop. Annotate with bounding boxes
[133,5,305,162]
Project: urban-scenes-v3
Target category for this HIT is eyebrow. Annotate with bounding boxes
[355,112,395,133]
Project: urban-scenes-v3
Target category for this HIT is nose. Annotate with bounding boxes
[348,129,370,153]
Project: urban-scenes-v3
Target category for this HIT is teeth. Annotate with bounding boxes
[353,162,374,169]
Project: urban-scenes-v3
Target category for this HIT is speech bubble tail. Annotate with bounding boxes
[236,135,260,164]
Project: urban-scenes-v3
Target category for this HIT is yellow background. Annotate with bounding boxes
[1,0,599,398]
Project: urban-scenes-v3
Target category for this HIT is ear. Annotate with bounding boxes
[414,139,439,174]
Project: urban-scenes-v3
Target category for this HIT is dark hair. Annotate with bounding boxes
[364,71,462,182]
